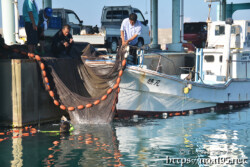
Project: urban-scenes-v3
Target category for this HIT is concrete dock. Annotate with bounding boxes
[0,58,67,127]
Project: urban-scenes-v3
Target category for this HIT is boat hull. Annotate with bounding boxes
[117,66,250,115]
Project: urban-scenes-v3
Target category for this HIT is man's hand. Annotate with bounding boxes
[64,42,69,47]
[122,40,129,46]
[69,38,73,44]
[32,24,37,31]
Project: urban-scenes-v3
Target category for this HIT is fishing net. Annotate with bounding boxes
[0,37,126,124]
[42,44,125,124]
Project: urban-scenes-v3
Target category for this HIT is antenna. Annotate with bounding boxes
[145,0,148,15]
[204,0,220,22]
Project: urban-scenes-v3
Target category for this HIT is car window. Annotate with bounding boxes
[106,10,129,20]
[52,12,62,18]
[67,12,80,24]
[134,10,145,22]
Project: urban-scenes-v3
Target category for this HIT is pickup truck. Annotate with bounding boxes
[19,6,151,53]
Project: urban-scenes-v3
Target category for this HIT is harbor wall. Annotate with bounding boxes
[0,59,66,127]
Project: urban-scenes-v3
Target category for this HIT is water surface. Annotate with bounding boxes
[0,107,249,167]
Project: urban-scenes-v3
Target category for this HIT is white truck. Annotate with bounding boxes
[21,6,151,53]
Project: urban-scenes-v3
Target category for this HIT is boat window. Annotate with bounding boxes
[215,25,225,36]
[231,25,241,35]
[204,55,214,62]
[106,10,129,20]
[219,56,223,62]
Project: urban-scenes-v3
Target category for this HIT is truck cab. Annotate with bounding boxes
[51,8,83,35]
[101,6,150,53]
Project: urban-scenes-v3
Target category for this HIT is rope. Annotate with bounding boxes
[2,44,126,112]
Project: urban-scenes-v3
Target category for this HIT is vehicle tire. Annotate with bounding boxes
[108,39,118,53]
[137,38,144,48]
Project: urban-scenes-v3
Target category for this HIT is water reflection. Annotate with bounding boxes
[43,125,123,167]
[0,108,249,167]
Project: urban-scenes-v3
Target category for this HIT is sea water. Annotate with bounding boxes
[0,107,249,167]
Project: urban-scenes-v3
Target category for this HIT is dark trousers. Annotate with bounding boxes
[127,46,137,65]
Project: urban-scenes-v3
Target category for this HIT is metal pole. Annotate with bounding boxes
[44,0,52,8]
[150,0,153,42]
[151,0,159,49]
[14,0,24,44]
[180,0,184,43]
[172,0,181,44]
[222,0,227,21]
[1,0,15,45]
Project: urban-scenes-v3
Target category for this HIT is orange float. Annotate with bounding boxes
[60,105,66,110]
[77,105,84,110]
[94,100,100,105]
[53,141,59,145]
[46,85,51,90]
[28,53,35,58]
[68,107,75,111]
[35,55,41,61]
[0,133,4,135]
[13,129,19,133]
[116,77,121,84]
[49,91,54,97]
[175,113,181,116]
[48,154,54,159]
[85,140,93,144]
[182,112,187,115]
[118,70,123,77]
[40,63,45,70]
[169,113,173,116]
[122,59,126,67]
[107,88,112,94]
[44,77,49,83]
[22,133,29,137]
[86,104,93,108]
[101,95,107,101]
[42,70,46,77]
[0,139,4,142]
[113,84,119,89]
[48,147,53,150]
[53,100,59,106]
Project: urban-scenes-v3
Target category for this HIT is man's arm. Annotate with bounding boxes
[127,34,138,44]
[121,30,126,46]
[28,12,37,30]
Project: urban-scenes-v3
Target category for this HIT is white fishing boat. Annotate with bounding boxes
[117,19,250,116]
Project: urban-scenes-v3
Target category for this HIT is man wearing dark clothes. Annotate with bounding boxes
[23,0,39,53]
[38,7,52,55]
[51,24,74,56]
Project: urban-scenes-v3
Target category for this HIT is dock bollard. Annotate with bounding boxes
[210,107,215,112]
[229,105,233,110]
[133,115,138,122]
[189,110,194,115]
[162,113,168,119]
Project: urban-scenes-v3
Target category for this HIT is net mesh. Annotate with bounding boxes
[43,44,125,124]
[0,39,125,124]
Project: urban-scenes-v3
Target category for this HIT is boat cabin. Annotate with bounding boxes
[198,20,250,84]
